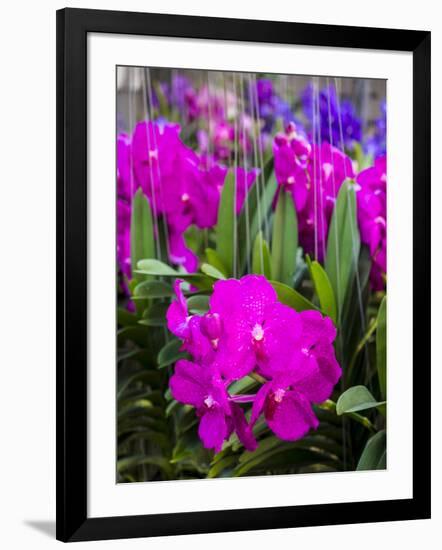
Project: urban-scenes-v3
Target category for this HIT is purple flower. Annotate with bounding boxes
[302,83,362,150]
[273,125,355,260]
[169,359,232,452]
[253,78,300,134]
[250,310,341,441]
[209,275,302,381]
[273,123,312,211]
[117,133,132,201]
[166,280,214,363]
[170,358,257,452]
[364,100,386,158]
[166,276,341,450]
[117,198,131,280]
[356,156,387,290]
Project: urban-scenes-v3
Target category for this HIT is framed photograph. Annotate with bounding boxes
[56,8,431,542]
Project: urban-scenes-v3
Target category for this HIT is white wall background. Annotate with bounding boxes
[0,1,439,548]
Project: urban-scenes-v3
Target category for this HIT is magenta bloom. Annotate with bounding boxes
[356,156,387,290]
[117,199,131,280]
[166,280,214,364]
[273,122,311,211]
[169,359,232,452]
[166,276,341,450]
[273,123,355,260]
[170,359,257,452]
[250,310,341,441]
[117,133,132,201]
[209,275,302,381]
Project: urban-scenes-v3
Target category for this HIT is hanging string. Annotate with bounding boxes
[232,73,239,278]
[140,67,162,262]
[312,77,320,261]
[252,74,270,244]
[334,77,372,386]
[248,73,264,273]
[239,73,251,275]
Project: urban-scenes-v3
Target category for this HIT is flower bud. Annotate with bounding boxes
[200,312,222,341]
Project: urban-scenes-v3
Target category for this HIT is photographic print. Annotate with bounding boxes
[116,66,387,483]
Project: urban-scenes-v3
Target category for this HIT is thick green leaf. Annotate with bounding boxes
[132,280,174,299]
[131,189,155,281]
[336,385,386,415]
[271,189,298,285]
[270,280,318,312]
[186,294,210,315]
[205,248,228,277]
[139,302,169,327]
[207,456,237,478]
[157,338,187,368]
[377,296,387,401]
[135,259,213,290]
[307,257,337,324]
[252,231,272,279]
[238,160,277,272]
[117,454,173,478]
[136,259,178,276]
[357,430,386,471]
[325,180,360,321]
[216,171,235,276]
[201,263,226,280]
[117,307,139,327]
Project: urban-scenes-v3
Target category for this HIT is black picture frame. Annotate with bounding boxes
[56,7,431,542]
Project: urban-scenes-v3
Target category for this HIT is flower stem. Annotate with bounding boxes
[319,399,377,433]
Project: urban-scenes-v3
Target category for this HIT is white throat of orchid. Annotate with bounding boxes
[204,395,216,409]
[274,388,286,403]
[181,192,190,203]
[251,323,265,342]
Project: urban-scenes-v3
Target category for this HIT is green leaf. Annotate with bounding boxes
[252,231,272,279]
[325,180,360,321]
[336,385,386,415]
[135,259,213,290]
[307,256,337,324]
[270,280,317,312]
[117,454,173,478]
[207,455,237,478]
[237,160,277,272]
[205,248,228,277]
[357,430,386,471]
[271,188,298,285]
[216,171,235,276]
[117,307,139,327]
[201,263,226,280]
[131,189,155,281]
[136,259,178,276]
[157,338,187,368]
[132,280,174,299]
[139,302,169,327]
[186,294,210,315]
[377,296,387,401]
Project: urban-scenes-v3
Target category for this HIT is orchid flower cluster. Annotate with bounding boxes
[166,274,341,453]
[356,156,387,290]
[302,83,362,151]
[273,122,387,288]
[117,121,258,276]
